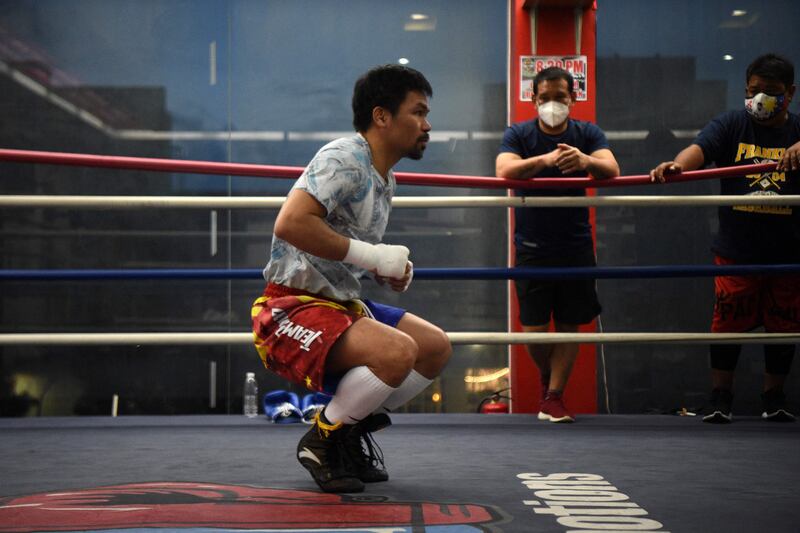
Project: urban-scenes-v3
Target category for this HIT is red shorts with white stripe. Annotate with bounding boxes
[711,255,800,333]
[251,283,368,392]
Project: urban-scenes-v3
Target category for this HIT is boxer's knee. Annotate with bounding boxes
[371,331,418,386]
[416,325,451,378]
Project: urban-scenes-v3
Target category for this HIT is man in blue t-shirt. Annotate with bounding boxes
[496,67,620,423]
[651,53,800,424]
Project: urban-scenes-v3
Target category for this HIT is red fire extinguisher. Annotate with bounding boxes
[478,388,510,414]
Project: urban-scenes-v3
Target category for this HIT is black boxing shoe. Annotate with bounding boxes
[343,413,391,483]
[296,411,364,493]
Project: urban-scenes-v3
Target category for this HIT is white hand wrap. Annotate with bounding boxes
[344,239,410,279]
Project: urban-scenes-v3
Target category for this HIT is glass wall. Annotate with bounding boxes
[0,1,509,416]
[3,0,798,417]
[595,0,800,414]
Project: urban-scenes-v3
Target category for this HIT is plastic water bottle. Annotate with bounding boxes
[243,372,259,418]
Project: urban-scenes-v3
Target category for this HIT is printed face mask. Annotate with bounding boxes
[537,101,570,128]
[744,92,785,121]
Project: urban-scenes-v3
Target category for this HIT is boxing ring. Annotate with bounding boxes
[1,148,800,532]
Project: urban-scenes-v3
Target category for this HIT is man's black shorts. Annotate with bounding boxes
[514,246,601,326]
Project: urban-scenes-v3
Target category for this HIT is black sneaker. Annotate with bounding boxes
[761,389,796,422]
[343,413,391,483]
[702,388,733,424]
[296,412,364,493]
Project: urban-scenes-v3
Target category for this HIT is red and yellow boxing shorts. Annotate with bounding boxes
[251,283,405,392]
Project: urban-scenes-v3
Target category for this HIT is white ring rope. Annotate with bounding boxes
[0,332,797,346]
[1,195,800,209]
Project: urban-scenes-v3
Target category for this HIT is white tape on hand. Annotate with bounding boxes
[374,243,410,279]
[344,239,410,279]
[344,239,379,270]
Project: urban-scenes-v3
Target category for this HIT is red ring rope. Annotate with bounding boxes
[0,148,778,190]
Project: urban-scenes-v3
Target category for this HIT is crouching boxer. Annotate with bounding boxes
[251,64,451,493]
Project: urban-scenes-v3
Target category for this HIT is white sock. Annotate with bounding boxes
[378,369,433,412]
[324,366,396,425]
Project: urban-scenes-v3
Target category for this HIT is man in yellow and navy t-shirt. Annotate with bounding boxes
[651,53,800,424]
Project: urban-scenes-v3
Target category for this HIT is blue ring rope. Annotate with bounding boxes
[2,264,800,281]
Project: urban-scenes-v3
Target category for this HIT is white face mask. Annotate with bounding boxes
[537,101,570,128]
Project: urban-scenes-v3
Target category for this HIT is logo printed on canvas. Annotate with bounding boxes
[518,472,668,531]
[0,482,504,531]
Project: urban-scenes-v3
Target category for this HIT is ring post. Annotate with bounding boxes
[509,0,599,414]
